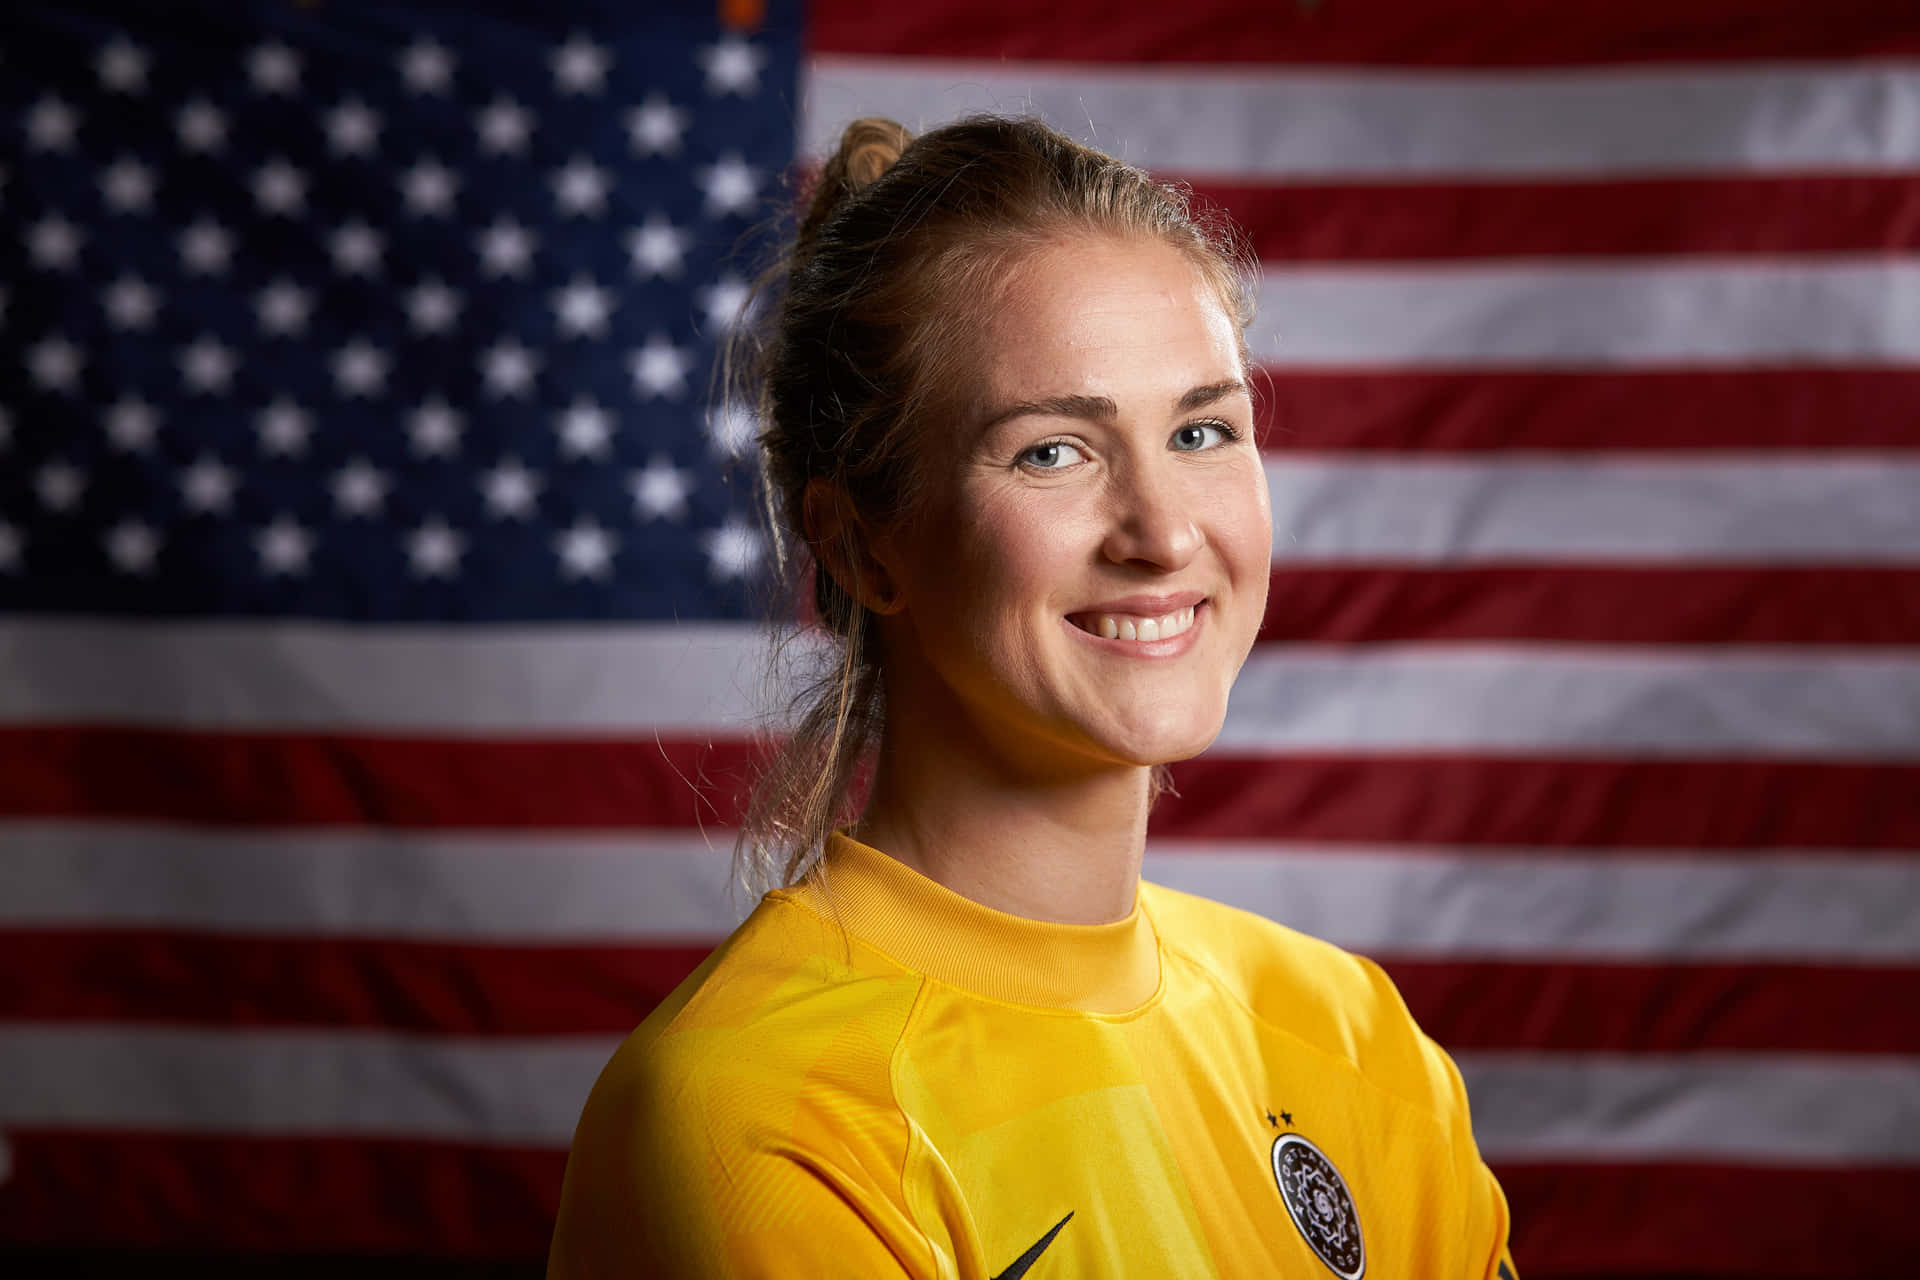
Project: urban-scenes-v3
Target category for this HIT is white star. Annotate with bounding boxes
[697,275,753,334]
[698,154,760,218]
[703,514,765,580]
[180,335,237,394]
[401,158,459,216]
[105,520,160,574]
[626,95,688,156]
[476,97,533,155]
[27,336,84,393]
[629,333,690,399]
[103,276,159,330]
[248,41,301,95]
[176,99,226,153]
[481,339,540,398]
[26,96,80,151]
[626,215,689,278]
[104,396,160,452]
[698,38,766,96]
[407,518,466,578]
[0,524,20,573]
[27,214,84,271]
[252,159,308,216]
[255,279,311,336]
[629,456,692,522]
[36,461,86,511]
[330,458,390,516]
[551,34,611,95]
[400,38,455,95]
[257,397,313,456]
[555,519,617,580]
[325,99,381,156]
[706,400,759,458]
[557,397,615,458]
[331,338,389,397]
[180,455,237,514]
[476,217,537,278]
[178,217,234,275]
[100,157,155,213]
[97,39,149,94]
[255,516,313,576]
[405,279,462,334]
[552,157,611,217]
[552,275,614,338]
[408,397,464,456]
[480,457,542,519]
[329,220,385,276]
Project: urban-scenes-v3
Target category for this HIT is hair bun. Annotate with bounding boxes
[799,117,914,258]
[837,117,911,189]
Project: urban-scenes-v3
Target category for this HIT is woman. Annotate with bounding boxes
[549,115,1518,1278]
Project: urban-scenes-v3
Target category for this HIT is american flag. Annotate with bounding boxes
[3,0,1918,1275]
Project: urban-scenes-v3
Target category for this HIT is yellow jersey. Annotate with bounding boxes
[549,831,1518,1278]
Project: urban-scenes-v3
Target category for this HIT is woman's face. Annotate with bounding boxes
[872,234,1272,779]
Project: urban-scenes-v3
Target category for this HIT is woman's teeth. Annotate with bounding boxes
[1076,604,1197,642]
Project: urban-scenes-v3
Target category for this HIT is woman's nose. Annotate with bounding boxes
[1101,462,1202,570]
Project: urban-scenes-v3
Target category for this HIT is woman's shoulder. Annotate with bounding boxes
[596,890,923,1116]
[1141,879,1461,1117]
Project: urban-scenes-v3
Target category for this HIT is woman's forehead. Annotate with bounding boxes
[975,236,1246,408]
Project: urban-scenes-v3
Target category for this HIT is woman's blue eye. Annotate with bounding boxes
[1172,421,1233,451]
[1021,440,1085,469]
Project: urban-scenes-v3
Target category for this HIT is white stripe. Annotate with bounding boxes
[1144,846,1920,962]
[1,1029,1914,1165]
[0,824,752,941]
[0,1024,614,1144]
[1252,260,1920,367]
[802,57,1920,179]
[1224,646,1920,757]
[1459,1053,1920,1165]
[0,618,787,731]
[6,623,1918,757]
[1263,455,1920,563]
[6,824,1915,961]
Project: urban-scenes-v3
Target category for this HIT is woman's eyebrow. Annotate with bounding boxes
[978,379,1250,433]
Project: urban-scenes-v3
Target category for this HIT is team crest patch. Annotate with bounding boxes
[1270,1132,1365,1279]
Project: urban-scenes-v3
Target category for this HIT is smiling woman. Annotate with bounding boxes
[547,116,1520,1279]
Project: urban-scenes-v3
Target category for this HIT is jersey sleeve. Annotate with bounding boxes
[1350,953,1520,1279]
[547,1028,934,1279]
[1424,1001,1520,1279]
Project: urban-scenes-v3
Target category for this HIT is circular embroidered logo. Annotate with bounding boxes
[1270,1133,1365,1279]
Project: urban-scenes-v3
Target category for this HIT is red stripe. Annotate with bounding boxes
[810,0,1920,66]
[1380,958,1920,1054]
[1256,367,1920,452]
[5,730,1917,851]
[0,727,761,828]
[1200,175,1920,261]
[1261,565,1920,647]
[0,930,709,1035]
[1153,754,1920,852]
[0,1130,560,1257]
[8,929,1912,1055]
[1498,1161,1920,1277]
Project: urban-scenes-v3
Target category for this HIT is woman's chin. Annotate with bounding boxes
[1091,716,1225,768]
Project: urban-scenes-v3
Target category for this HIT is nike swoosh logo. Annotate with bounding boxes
[992,1211,1074,1280]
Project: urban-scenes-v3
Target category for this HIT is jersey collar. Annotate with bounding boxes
[788,830,1163,1015]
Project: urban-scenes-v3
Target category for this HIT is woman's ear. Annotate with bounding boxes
[802,478,904,615]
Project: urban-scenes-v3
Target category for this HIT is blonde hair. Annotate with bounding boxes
[729,114,1256,894]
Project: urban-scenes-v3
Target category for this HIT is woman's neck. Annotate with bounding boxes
[849,712,1152,926]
